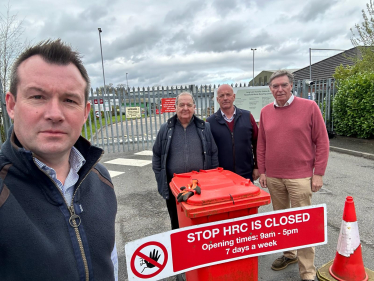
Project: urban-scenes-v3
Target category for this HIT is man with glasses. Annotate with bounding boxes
[257,70,329,281]
[207,84,259,182]
[152,92,218,230]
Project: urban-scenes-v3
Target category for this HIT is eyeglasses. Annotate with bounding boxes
[178,103,194,108]
[271,83,290,90]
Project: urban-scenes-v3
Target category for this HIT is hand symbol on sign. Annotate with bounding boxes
[140,249,161,273]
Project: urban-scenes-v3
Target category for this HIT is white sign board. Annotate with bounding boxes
[125,205,327,280]
[214,86,273,122]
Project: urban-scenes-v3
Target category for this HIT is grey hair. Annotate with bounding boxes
[175,92,196,107]
[269,70,294,85]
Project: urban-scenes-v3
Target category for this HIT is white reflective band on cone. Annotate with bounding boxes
[336,221,360,257]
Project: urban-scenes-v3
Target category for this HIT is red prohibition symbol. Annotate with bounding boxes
[130,241,168,279]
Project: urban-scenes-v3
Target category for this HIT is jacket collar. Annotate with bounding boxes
[214,106,242,124]
[1,125,103,177]
[167,114,205,129]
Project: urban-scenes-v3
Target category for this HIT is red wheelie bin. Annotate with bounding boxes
[170,167,271,281]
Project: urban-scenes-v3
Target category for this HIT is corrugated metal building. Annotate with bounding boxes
[293,47,360,81]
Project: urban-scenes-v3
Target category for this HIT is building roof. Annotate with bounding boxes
[263,69,299,73]
[293,47,359,81]
[250,69,300,86]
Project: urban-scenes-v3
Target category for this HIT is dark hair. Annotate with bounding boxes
[9,39,90,102]
[269,69,294,85]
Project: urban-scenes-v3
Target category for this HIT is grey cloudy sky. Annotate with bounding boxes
[7,0,369,89]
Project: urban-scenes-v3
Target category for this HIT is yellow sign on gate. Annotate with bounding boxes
[126,107,141,118]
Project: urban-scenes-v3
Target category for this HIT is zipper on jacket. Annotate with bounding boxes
[231,131,236,173]
[68,205,89,281]
[68,151,104,281]
[201,129,206,165]
[225,120,236,173]
[33,151,103,281]
[184,127,188,172]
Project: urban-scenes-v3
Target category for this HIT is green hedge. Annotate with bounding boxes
[333,72,374,138]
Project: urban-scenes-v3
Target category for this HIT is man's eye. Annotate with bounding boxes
[32,95,43,99]
[66,99,76,103]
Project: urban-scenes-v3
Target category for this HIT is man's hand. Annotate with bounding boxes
[312,174,323,192]
[252,169,260,181]
[259,174,267,188]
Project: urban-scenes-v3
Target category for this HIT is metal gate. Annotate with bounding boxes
[0,80,337,151]
[83,84,216,153]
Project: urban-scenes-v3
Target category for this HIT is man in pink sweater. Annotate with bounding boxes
[257,70,329,281]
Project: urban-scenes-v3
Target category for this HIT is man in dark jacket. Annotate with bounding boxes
[152,92,218,230]
[0,39,117,281]
[207,84,259,182]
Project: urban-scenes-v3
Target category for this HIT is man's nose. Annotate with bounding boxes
[45,99,64,122]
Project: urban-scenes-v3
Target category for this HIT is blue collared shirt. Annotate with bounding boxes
[34,147,118,281]
[221,107,236,122]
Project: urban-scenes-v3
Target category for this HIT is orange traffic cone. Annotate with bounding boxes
[329,196,368,281]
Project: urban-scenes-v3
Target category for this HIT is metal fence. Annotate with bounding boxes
[292,78,337,136]
[82,84,233,153]
[0,80,337,152]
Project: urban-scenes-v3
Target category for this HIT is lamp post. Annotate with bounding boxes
[98,28,106,95]
[309,48,345,80]
[126,72,129,93]
[251,48,257,86]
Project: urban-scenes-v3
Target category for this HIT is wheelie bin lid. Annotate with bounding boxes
[170,168,271,218]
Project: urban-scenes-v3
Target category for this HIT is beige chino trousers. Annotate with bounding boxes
[266,177,316,280]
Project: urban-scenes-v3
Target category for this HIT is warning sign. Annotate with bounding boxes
[130,241,168,279]
[93,99,104,104]
[125,205,327,280]
[171,207,324,272]
[161,98,176,113]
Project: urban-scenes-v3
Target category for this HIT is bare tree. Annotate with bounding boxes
[0,2,26,93]
[351,0,374,47]
[345,0,374,74]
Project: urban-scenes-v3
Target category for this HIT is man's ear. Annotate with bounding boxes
[84,102,91,122]
[6,92,16,120]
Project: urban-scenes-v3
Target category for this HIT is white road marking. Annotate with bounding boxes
[109,171,125,178]
[134,150,153,156]
[105,158,152,167]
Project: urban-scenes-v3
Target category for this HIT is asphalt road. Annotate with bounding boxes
[100,150,374,281]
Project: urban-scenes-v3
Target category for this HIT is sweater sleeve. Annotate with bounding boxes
[250,114,258,169]
[256,110,266,174]
[311,102,330,175]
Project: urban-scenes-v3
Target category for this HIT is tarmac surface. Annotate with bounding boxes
[105,134,374,281]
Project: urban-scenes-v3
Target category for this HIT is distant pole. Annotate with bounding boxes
[98,28,106,95]
[309,48,345,81]
[126,72,129,93]
[251,48,257,86]
[309,48,312,80]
